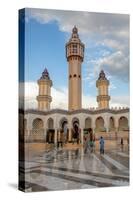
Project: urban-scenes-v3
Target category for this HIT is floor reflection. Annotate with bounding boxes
[21,144,129,192]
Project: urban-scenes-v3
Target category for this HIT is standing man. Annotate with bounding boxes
[99,136,105,154]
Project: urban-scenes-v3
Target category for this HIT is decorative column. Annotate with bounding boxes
[68,126,72,142]
[80,127,84,145]
[44,129,47,143]
[54,129,58,146]
[104,116,109,133]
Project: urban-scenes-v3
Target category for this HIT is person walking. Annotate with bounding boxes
[99,136,104,154]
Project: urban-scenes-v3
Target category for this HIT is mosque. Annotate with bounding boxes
[20,26,129,145]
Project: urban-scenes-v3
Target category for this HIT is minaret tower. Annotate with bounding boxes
[96,70,110,109]
[66,26,85,111]
[37,68,52,111]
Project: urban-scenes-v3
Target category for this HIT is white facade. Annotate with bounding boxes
[22,107,129,145]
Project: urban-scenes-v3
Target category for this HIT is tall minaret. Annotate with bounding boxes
[96,70,110,109]
[66,26,85,111]
[36,68,52,111]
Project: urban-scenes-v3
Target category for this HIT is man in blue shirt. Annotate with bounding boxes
[99,136,104,154]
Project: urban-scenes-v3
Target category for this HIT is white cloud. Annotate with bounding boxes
[110,95,129,108]
[26,9,129,37]
[98,51,129,81]
[85,50,129,83]
[19,82,68,109]
[51,87,68,109]
[21,10,129,110]
[26,8,129,82]
[19,81,129,110]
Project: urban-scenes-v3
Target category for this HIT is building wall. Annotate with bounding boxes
[23,109,129,143]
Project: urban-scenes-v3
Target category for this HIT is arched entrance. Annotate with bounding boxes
[46,118,54,143]
[95,117,105,132]
[109,117,115,131]
[32,118,44,142]
[118,116,129,131]
[58,117,69,145]
[72,117,80,144]
[84,117,92,140]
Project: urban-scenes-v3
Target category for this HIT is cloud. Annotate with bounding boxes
[26,8,129,82]
[19,82,68,109]
[19,82,129,110]
[22,9,129,109]
[110,95,129,108]
[26,9,129,36]
[92,51,129,81]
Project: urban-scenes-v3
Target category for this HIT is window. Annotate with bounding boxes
[72,44,77,53]
[73,74,77,77]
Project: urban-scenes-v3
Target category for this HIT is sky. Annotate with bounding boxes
[20,8,129,109]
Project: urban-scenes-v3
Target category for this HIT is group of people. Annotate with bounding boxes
[57,122,81,148]
[84,128,105,154]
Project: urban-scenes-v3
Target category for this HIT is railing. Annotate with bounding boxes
[30,129,44,135]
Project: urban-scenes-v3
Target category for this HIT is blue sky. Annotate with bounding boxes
[22,8,129,109]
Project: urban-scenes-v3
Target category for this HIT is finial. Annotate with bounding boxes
[98,70,107,80]
[40,67,50,80]
[72,25,78,34]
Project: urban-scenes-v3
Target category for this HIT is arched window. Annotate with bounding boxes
[73,74,77,77]
[118,116,128,131]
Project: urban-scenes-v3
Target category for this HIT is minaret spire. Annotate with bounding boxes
[96,70,110,109]
[37,68,52,111]
[66,26,85,110]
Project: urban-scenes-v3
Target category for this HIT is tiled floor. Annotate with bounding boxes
[21,143,129,192]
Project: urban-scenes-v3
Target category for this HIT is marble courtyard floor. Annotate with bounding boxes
[21,142,129,192]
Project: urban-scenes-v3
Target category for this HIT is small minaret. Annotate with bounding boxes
[96,70,110,109]
[36,68,52,111]
[66,26,85,111]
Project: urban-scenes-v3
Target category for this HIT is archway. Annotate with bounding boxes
[47,118,54,129]
[32,118,44,142]
[85,117,92,129]
[109,117,115,131]
[59,117,69,144]
[46,118,54,143]
[72,117,80,143]
[95,117,105,132]
[84,117,92,139]
[118,116,129,131]
[32,118,44,129]
[60,117,68,129]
